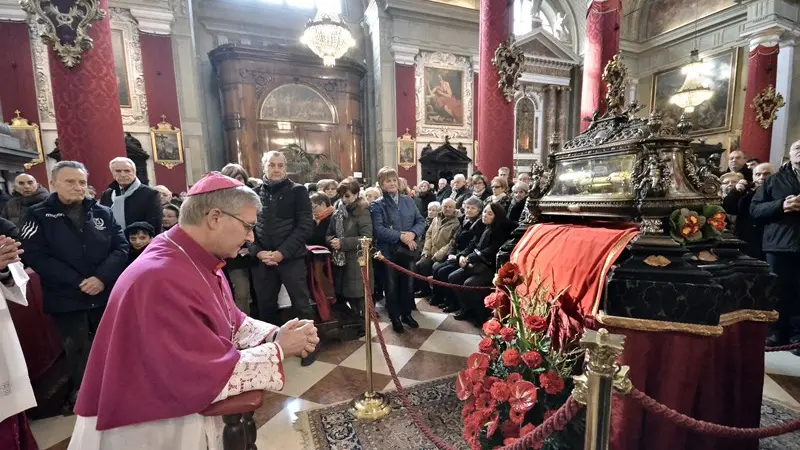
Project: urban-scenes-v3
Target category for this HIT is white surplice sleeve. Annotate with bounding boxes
[0,262,29,307]
[212,317,285,402]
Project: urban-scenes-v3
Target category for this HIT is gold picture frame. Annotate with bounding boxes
[651,49,738,137]
[150,115,184,169]
[8,110,44,169]
[397,129,416,170]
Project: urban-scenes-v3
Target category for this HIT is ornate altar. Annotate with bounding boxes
[506,55,776,450]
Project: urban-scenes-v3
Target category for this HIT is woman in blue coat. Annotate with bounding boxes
[371,167,426,332]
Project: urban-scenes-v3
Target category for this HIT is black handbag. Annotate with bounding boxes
[379,200,421,261]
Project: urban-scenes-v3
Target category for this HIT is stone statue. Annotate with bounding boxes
[48,138,62,162]
[124,133,150,185]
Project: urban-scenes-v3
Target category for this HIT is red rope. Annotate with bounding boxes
[626,386,800,439]
[362,266,583,449]
[375,255,494,292]
[765,342,800,352]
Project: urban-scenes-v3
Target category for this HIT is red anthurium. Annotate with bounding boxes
[509,380,539,413]
[456,370,474,401]
[468,352,490,373]
[486,411,500,438]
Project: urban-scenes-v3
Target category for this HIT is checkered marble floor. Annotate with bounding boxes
[30,300,800,450]
[31,298,483,450]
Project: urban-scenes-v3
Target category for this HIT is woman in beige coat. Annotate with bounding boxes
[415,198,459,297]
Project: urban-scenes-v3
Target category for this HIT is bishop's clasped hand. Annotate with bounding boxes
[276,318,319,359]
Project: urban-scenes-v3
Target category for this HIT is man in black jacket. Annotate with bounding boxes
[2,173,49,226]
[751,142,800,347]
[21,161,129,407]
[100,157,162,234]
[728,150,753,183]
[250,151,316,364]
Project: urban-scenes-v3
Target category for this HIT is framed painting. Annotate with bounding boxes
[651,49,737,137]
[8,110,44,169]
[415,51,474,140]
[397,129,416,170]
[150,116,184,169]
[111,29,131,108]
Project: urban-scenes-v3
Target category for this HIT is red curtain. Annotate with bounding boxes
[395,63,417,185]
[740,45,779,163]
[0,22,48,184]
[47,0,126,190]
[139,33,188,193]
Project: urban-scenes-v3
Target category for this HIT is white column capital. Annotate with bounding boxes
[130,7,174,35]
[472,54,480,73]
[749,29,782,50]
[0,5,27,22]
[390,43,419,66]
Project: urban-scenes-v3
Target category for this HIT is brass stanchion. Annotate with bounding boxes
[350,237,391,420]
[572,328,632,450]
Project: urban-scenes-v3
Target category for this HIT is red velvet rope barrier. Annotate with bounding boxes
[362,265,583,449]
[626,387,800,439]
[765,343,800,352]
[375,254,495,292]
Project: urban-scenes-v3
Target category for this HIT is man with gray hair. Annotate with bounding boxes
[449,173,470,209]
[21,161,129,410]
[250,151,316,364]
[100,156,162,233]
[67,172,319,448]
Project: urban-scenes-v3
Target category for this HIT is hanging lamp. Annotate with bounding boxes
[300,8,355,67]
[670,49,714,112]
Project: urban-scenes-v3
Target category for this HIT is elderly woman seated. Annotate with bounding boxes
[415,198,459,298]
[507,182,529,222]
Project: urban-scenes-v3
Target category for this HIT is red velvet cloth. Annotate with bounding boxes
[477,0,514,178]
[395,63,417,185]
[740,44,779,163]
[510,223,638,319]
[48,0,126,189]
[0,22,48,184]
[580,0,621,132]
[139,33,188,193]
[607,321,768,450]
[0,413,38,450]
[7,270,63,382]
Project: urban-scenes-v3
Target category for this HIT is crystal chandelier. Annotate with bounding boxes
[670,50,714,112]
[300,9,355,67]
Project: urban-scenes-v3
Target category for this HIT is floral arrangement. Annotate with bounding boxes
[457,262,584,450]
[668,205,727,244]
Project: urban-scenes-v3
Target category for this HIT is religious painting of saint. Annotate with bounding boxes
[259,84,335,123]
[423,67,464,127]
[8,111,44,169]
[651,49,736,137]
[111,29,132,108]
[397,131,416,170]
[150,119,184,169]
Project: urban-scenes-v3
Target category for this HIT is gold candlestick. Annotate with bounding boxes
[350,237,391,420]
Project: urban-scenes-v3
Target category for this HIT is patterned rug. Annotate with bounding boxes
[297,377,800,450]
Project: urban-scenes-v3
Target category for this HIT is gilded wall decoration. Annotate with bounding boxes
[651,49,736,137]
[492,39,524,103]
[751,85,785,130]
[110,9,148,127]
[7,111,44,169]
[29,21,56,123]
[397,130,416,170]
[150,116,184,169]
[415,51,473,140]
[21,0,105,68]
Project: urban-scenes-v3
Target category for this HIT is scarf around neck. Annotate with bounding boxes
[315,205,334,225]
[111,178,142,229]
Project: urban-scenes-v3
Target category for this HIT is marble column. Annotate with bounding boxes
[579,0,621,132]
[28,0,126,188]
[477,0,514,178]
[740,31,780,164]
[558,86,571,141]
[770,38,795,166]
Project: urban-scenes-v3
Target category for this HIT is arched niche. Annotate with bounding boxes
[514,93,544,160]
[259,83,337,124]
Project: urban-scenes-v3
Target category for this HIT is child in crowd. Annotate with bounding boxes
[125,222,155,265]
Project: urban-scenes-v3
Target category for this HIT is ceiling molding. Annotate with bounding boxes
[0,4,27,22]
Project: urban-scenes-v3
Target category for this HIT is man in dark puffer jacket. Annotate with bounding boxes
[250,151,316,364]
[751,142,800,348]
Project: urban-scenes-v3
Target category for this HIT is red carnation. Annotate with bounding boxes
[500,327,517,342]
[461,400,475,421]
[540,370,566,395]
[521,351,543,368]
[482,319,502,336]
[523,314,548,332]
[484,376,501,389]
[476,392,496,412]
[502,349,522,367]
[489,381,511,402]
[478,337,495,354]
[506,372,523,384]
